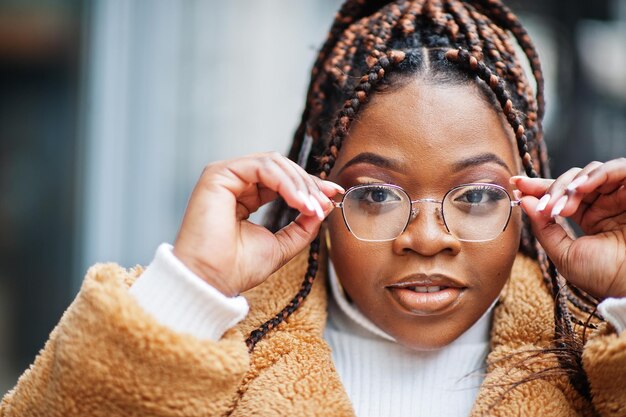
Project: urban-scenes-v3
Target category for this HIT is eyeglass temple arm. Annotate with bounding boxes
[332,201,343,208]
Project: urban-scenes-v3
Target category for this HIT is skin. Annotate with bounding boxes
[326,77,523,350]
[172,72,624,350]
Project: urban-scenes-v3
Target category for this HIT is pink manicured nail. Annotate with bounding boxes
[310,196,325,220]
[536,194,550,212]
[298,191,314,211]
[566,175,588,192]
[317,190,333,209]
[509,175,524,185]
[324,181,346,194]
[551,195,568,217]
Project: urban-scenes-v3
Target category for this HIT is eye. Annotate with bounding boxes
[453,186,506,205]
[352,185,403,204]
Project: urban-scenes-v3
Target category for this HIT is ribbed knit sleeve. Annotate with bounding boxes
[597,297,626,334]
[129,243,249,340]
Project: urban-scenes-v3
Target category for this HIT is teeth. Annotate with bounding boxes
[408,286,443,293]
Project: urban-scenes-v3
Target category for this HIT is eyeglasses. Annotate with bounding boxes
[331,183,520,242]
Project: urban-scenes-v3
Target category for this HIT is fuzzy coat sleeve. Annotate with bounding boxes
[0,263,250,417]
[582,324,626,416]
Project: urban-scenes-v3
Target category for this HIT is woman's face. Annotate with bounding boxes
[326,77,523,350]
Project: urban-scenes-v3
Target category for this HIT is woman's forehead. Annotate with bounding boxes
[337,78,520,172]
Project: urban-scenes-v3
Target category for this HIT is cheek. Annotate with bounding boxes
[469,209,522,290]
[326,213,388,300]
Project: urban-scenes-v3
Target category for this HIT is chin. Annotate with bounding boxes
[392,331,463,351]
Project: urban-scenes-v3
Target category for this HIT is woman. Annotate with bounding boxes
[2,0,625,416]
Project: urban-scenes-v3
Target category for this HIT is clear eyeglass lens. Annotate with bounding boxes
[342,185,410,241]
[341,184,512,242]
[443,184,511,241]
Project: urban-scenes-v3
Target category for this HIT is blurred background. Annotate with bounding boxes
[0,0,624,392]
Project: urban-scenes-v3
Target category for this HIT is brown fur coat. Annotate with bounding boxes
[1,250,625,416]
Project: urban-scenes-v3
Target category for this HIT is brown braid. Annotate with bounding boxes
[248,2,410,351]
[245,237,321,351]
[471,0,546,120]
[471,0,549,174]
[444,47,537,177]
[255,0,600,405]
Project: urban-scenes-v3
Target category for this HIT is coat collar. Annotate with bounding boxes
[234,248,584,416]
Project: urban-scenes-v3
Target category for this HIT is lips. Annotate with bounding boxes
[387,272,466,289]
[385,273,467,315]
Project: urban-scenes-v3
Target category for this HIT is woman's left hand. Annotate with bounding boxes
[510,158,626,299]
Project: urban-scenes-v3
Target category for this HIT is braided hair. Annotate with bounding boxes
[252,0,600,404]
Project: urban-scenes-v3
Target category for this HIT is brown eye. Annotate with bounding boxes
[352,186,402,204]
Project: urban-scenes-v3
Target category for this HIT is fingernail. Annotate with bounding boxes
[551,195,567,217]
[298,191,314,211]
[509,175,524,185]
[317,190,333,209]
[536,194,550,212]
[324,181,345,194]
[311,196,325,220]
[566,175,588,192]
[317,188,326,199]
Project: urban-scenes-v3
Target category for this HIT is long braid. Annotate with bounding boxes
[471,0,549,179]
[257,0,599,405]
[319,49,408,180]
[249,1,409,351]
[267,1,397,232]
[245,237,321,351]
[288,0,399,164]
[471,0,545,121]
[445,48,537,177]
[445,1,483,58]
[444,45,597,400]
[248,50,408,351]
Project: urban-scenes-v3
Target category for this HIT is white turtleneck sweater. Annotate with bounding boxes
[129,244,626,416]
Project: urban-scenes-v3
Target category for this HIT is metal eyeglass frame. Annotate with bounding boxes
[331,182,521,242]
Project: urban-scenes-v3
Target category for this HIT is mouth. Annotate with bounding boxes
[385,274,467,315]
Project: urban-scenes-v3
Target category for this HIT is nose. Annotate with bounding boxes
[391,200,461,257]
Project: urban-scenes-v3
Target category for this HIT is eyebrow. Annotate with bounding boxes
[336,151,513,176]
[336,152,404,175]
[452,152,513,174]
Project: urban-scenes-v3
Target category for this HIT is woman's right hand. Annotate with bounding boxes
[172,152,344,297]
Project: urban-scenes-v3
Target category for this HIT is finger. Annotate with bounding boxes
[276,155,328,217]
[510,176,554,197]
[520,195,575,275]
[236,185,278,220]
[211,156,317,218]
[311,175,346,197]
[281,155,346,201]
[282,157,339,215]
[272,212,325,271]
[268,153,315,207]
[531,161,602,218]
[537,167,583,217]
[271,153,309,197]
[579,186,626,234]
[553,160,619,218]
[574,157,626,195]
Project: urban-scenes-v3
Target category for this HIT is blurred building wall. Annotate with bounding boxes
[0,0,83,392]
[80,0,343,279]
